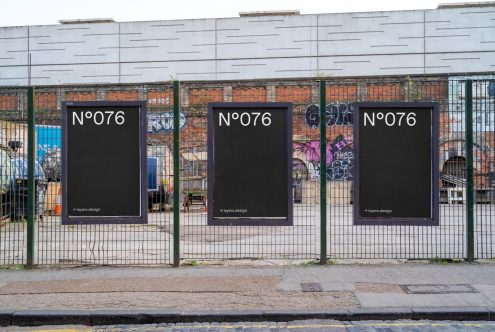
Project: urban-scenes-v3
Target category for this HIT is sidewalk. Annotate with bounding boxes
[0,262,494,326]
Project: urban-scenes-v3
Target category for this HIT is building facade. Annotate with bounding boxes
[0,3,495,85]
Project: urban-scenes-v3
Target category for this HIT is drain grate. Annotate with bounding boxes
[400,284,479,294]
[300,282,323,292]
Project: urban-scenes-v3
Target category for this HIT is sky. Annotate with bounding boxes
[0,0,486,27]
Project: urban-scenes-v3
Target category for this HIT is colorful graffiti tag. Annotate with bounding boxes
[294,135,354,181]
[305,103,355,128]
[36,125,61,181]
[147,112,187,133]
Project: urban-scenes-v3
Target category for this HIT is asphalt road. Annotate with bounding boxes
[3,320,495,331]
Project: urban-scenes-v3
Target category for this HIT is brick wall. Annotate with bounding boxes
[0,94,18,110]
[275,86,311,103]
[106,90,139,101]
[367,83,402,101]
[232,87,267,102]
[65,92,97,101]
[326,85,358,101]
[147,90,173,107]
[189,88,223,105]
[35,93,57,110]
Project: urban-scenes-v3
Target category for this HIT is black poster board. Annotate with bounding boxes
[62,101,147,225]
[208,103,292,226]
[353,102,439,226]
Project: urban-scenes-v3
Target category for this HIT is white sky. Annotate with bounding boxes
[0,0,485,27]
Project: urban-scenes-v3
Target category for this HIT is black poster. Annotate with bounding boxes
[353,102,439,226]
[62,101,147,225]
[208,103,292,226]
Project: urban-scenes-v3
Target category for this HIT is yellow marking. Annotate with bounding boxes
[364,323,431,327]
[286,324,348,329]
[32,330,92,332]
[30,322,495,331]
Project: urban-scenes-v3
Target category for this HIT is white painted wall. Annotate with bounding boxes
[0,6,494,85]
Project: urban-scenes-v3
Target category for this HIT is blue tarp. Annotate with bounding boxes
[35,125,61,163]
[148,157,158,191]
[12,158,45,180]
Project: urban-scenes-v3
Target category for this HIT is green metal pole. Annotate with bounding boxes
[173,81,181,267]
[27,87,35,269]
[465,80,475,262]
[320,81,327,265]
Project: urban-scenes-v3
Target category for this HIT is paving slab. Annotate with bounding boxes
[473,284,495,303]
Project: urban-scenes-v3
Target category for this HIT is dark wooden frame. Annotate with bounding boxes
[353,102,440,226]
[61,101,148,225]
[207,102,293,226]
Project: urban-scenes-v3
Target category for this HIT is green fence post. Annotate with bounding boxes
[173,81,181,267]
[320,80,327,265]
[465,80,475,262]
[27,86,35,269]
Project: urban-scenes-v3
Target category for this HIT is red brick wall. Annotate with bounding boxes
[232,87,266,102]
[367,83,402,101]
[106,91,139,101]
[65,92,97,101]
[420,82,448,100]
[0,95,18,110]
[189,88,223,105]
[147,90,173,106]
[276,86,311,103]
[35,93,57,110]
[326,85,357,101]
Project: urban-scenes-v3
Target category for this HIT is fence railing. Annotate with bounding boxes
[0,76,493,267]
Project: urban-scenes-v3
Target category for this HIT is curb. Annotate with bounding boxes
[0,307,493,326]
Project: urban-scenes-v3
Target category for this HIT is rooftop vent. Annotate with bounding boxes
[58,18,115,24]
[239,10,300,17]
[437,1,495,8]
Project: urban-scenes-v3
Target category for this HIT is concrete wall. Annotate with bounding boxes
[1,6,494,85]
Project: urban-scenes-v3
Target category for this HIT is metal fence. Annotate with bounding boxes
[0,76,493,267]
[0,87,28,266]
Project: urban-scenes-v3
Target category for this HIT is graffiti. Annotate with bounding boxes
[35,125,61,163]
[41,147,61,181]
[35,125,61,181]
[190,117,207,129]
[449,78,495,131]
[305,104,320,129]
[148,97,170,105]
[305,103,355,128]
[327,150,353,181]
[147,112,186,133]
[328,103,355,126]
[294,135,354,181]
